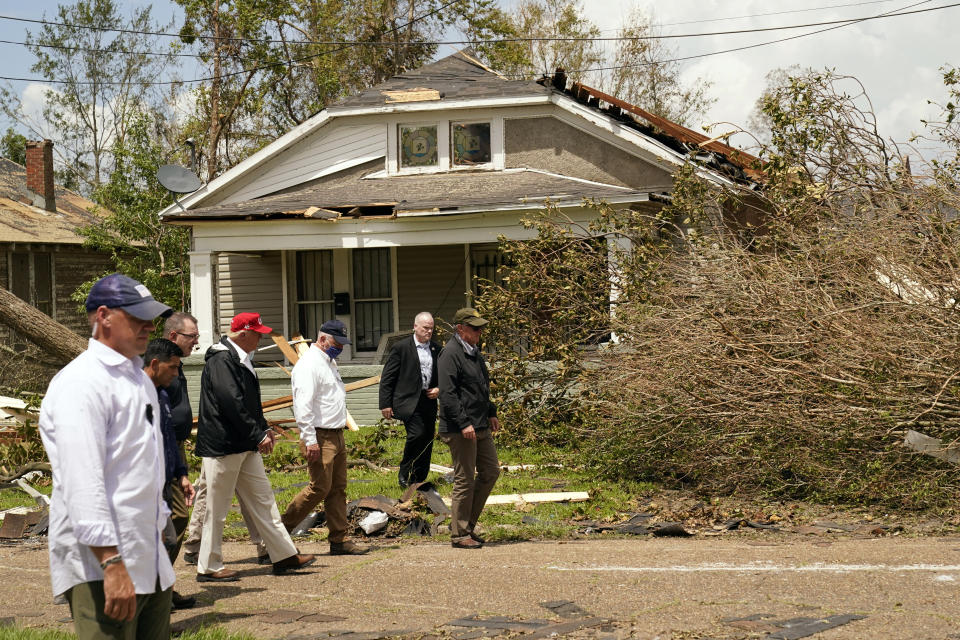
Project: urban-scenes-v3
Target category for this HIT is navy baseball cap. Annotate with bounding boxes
[85,273,173,321]
[320,319,351,345]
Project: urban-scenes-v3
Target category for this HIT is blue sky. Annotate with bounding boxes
[1,1,956,163]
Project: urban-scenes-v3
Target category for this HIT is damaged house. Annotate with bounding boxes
[0,140,113,390]
[159,50,760,422]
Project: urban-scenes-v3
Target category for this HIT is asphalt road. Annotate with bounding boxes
[2,534,959,639]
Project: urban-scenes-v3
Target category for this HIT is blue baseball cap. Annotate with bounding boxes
[320,319,351,345]
[85,273,173,321]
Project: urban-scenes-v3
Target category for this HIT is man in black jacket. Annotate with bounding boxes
[379,311,440,488]
[195,312,315,581]
[438,307,500,549]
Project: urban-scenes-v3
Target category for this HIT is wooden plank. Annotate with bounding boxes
[441,491,590,507]
[904,429,960,465]
[270,334,301,364]
[382,88,442,103]
[261,375,381,414]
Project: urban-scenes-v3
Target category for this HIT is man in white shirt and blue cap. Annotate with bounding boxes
[39,273,175,640]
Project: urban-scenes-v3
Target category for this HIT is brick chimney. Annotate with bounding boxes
[25,139,56,212]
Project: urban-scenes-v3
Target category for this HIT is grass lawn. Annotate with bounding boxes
[0,426,654,544]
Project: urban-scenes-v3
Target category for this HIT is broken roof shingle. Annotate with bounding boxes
[163,165,658,221]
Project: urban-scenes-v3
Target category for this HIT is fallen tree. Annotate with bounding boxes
[0,285,86,364]
[479,70,960,510]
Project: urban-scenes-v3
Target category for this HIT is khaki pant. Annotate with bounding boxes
[439,428,500,540]
[198,452,297,574]
[66,579,171,640]
[281,429,349,542]
[182,465,266,558]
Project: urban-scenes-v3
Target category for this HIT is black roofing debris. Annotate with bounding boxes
[722,613,867,640]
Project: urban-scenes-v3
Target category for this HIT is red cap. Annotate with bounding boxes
[231,312,273,334]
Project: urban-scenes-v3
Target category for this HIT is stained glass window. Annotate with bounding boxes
[452,122,491,166]
[399,125,438,168]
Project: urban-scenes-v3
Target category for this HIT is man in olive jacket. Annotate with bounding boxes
[195,312,314,581]
[437,307,500,549]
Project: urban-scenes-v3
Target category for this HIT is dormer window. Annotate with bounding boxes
[389,117,502,175]
[399,124,438,169]
[451,122,491,166]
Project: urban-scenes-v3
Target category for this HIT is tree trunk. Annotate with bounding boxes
[0,286,87,364]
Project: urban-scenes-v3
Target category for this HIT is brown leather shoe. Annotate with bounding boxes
[452,537,482,549]
[469,532,486,544]
[196,568,240,582]
[272,553,316,575]
[330,541,369,556]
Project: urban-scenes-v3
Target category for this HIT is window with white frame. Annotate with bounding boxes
[294,250,334,339]
[352,248,393,352]
[451,122,491,166]
[398,124,438,169]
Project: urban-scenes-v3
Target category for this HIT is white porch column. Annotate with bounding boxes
[607,235,632,344]
[189,250,217,349]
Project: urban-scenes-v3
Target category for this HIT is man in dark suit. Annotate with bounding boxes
[379,312,441,487]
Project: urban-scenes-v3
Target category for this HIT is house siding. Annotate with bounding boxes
[504,116,673,190]
[397,244,466,330]
[181,355,384,425]
[216,251,284,362]
[52,248,115,333]
[218,124,386,205]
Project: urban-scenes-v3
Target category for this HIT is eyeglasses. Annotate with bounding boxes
[176,331,201,340]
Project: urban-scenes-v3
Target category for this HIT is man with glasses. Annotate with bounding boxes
[157,312,201,606]
[280,320,369,556]
[438,307,500,549]
[38,273,175,639]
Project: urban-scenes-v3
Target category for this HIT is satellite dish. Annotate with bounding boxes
[157,164,202,194]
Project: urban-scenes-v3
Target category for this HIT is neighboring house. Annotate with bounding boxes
[0,140,113,340]
[160,50,759,415]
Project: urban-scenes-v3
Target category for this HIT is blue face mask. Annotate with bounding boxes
[324,345,343,360]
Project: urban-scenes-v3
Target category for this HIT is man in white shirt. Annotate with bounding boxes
[280,319,369,555]
[39,273,175,640]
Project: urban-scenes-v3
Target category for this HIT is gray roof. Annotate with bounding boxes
[333,50,549,109]
[163,163,655,221]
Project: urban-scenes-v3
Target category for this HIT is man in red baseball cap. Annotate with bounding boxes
[193,312,315,581]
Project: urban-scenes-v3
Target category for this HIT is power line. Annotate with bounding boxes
[0,1,954,50]
[557,0,939,76]
[656,0,899,27]
[0,1,953,86]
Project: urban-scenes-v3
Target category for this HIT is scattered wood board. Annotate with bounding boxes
[261,375,381,414]
[270,334,301,364]
[430,463,454,474]
[442,491,590,507]
[904,429,960,466]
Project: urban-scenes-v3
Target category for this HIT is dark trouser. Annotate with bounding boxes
[281,429,349,542]
[66,579,171,640]
[163,478,189,566]
[439,427,499,541]
[399,392,438,486]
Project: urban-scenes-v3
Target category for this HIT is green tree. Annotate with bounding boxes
[75,109,190,311]
[0,0,174,194]
[0,128,26,165]
[603,9,715,126]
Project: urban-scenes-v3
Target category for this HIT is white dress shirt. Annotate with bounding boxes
[292,345,347,447]
[226,336,256,375]
[415,337,433,389]
[39,339,174,597]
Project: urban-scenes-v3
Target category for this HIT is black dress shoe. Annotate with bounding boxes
[257,553,271,565]
[196,568,240,582]
[182,552,198,565]
[172,591,196,609]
